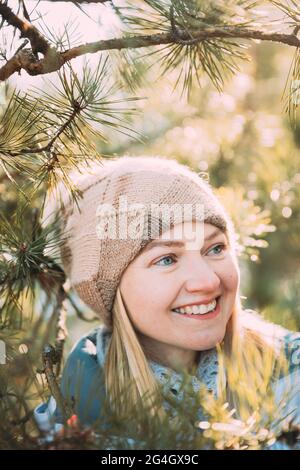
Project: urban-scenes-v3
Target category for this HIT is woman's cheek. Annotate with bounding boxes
[217,257,239,289]
[225,261,240,291]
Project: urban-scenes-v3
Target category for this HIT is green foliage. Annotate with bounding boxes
[118,0,260,96]
[0,57,143,203]
[216,185,276,261]
[1,0,300,450]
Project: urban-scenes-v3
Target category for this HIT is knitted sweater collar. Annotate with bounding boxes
[95,324,221,420]
[94,321,300,437]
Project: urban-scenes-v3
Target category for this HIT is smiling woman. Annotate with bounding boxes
[119,221,239,370]
[35,155,300,449]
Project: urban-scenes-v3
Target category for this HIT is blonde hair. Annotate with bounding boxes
[103,289,288,432]
[104,287,167,425]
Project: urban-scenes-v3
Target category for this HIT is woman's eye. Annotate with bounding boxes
[154,254,177,267]
[207,243,227,256]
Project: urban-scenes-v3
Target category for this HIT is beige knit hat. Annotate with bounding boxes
[43,156,236,329]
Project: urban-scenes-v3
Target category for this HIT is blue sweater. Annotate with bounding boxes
[34,313,300,449]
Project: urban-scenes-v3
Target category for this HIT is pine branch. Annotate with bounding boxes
[42,344,71,421]
[54,286,68,378]
[0,58,142,195]
[1,26,300,81]
[0,205,66,325]
[0,1,50,55]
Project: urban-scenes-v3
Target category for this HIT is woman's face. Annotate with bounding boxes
[119,221,240,372]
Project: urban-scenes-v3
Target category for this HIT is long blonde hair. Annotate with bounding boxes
[103,286,288,433]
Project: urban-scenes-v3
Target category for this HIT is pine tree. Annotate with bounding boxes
[1,0,300,449]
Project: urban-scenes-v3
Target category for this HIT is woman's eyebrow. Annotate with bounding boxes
[205,227,223,241]
[142,240,184,253]
[143,228,223,253]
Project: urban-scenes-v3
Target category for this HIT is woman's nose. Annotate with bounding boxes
[184,257,221,293]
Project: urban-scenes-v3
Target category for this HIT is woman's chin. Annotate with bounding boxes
[196,329,226,351]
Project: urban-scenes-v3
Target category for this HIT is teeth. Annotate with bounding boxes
[173,299,217,315]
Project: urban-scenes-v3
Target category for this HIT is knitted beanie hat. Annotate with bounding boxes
[43,156,237,329]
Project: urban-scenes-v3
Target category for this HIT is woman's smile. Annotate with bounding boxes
[171,295,222,320]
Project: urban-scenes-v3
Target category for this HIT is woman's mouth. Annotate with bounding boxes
[171,296,221,320]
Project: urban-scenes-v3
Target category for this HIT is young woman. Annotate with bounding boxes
[35,156,300,449]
